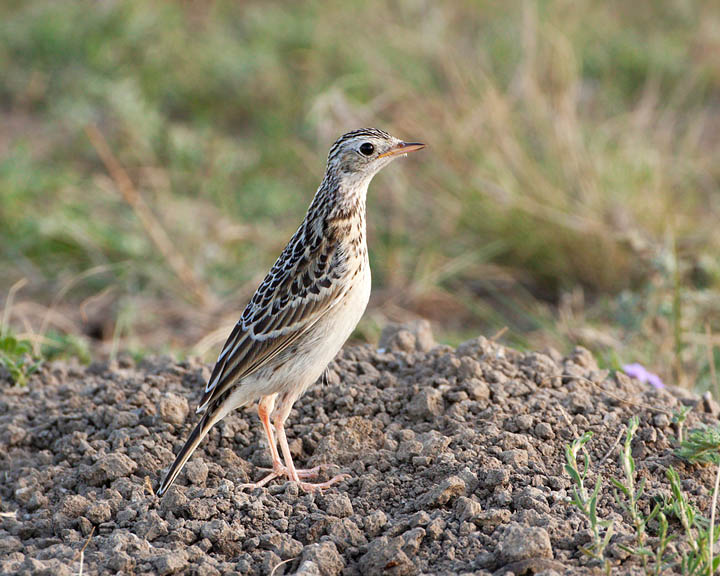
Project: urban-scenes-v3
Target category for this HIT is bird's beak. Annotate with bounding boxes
[377,141,426,159]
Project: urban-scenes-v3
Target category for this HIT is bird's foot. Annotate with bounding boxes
[296,473,350,493]
[257,462,325,480]
[240,462,347,491]
[238,469,280,491]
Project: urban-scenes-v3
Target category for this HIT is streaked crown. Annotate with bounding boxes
[324,128,424,180]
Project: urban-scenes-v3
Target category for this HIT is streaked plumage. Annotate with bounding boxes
[157,128,424,495]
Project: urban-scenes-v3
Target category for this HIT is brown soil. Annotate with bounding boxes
[0,322,717,575]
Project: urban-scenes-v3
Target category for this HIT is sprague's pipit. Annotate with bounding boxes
[157,129,425,495]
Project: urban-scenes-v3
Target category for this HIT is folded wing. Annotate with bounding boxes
[196,229,347,412]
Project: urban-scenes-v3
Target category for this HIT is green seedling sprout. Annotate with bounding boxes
[673,406,692,444]
[565,431,614,573]
[0,333,42,387]
[675,424,720,575]
[610,416,669,574]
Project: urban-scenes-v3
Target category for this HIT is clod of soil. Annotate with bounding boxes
[1,322,717,575]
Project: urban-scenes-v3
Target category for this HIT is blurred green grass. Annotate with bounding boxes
[1,0,719,391]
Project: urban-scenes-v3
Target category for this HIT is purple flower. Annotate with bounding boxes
[622,363,664,389]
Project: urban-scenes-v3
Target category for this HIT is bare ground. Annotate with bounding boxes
[1,322,717,575]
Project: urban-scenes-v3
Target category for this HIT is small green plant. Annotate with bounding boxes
[676,426,720,465]
[673,424,720,576]
[673,406,693,443]
[612,417,654,569]
[664,466,720,576]
[653,510,672,576]
[565,431,614,572]
[612,417,643,529]
[0,334,42,386]
[41,331,91,364]
[570,417,720,575]
[610,416,670,574]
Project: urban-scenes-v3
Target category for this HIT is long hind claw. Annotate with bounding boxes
[256,463,325,480]
[238,470,280,491]
[240,462,348,491]
[297,473,351,493]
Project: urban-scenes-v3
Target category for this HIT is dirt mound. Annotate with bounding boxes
[1,323,716,575]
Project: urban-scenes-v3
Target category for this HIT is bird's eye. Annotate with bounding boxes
[359,142,375,156]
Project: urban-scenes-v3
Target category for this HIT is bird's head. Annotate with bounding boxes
[325,128,425,186]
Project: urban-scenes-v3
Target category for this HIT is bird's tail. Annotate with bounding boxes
[157,404,224,497]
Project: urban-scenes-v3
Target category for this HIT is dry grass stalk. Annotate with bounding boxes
[74,524,95,576]
[1,278,28,338]
[37,264,119,355]
[710,462,720,576]
[85,124,210,306]
[706,323,719,401]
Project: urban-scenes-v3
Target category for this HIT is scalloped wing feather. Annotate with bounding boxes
[196,233,348,412]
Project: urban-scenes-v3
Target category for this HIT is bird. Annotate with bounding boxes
[157,128,425,495]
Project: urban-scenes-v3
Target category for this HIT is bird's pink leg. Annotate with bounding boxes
[240,394,323,490]
[239,394,282,489]
[259,394,281,468]
[273,401,349,493]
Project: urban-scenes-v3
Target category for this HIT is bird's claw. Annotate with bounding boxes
[296,473,350,493]
[240,463,348,491]
[256,463,325,479]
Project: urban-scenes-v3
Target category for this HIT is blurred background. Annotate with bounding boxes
[1,0,719,394]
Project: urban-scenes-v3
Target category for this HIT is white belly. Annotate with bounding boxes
[322,264,371,352]
[288,263,371,395]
